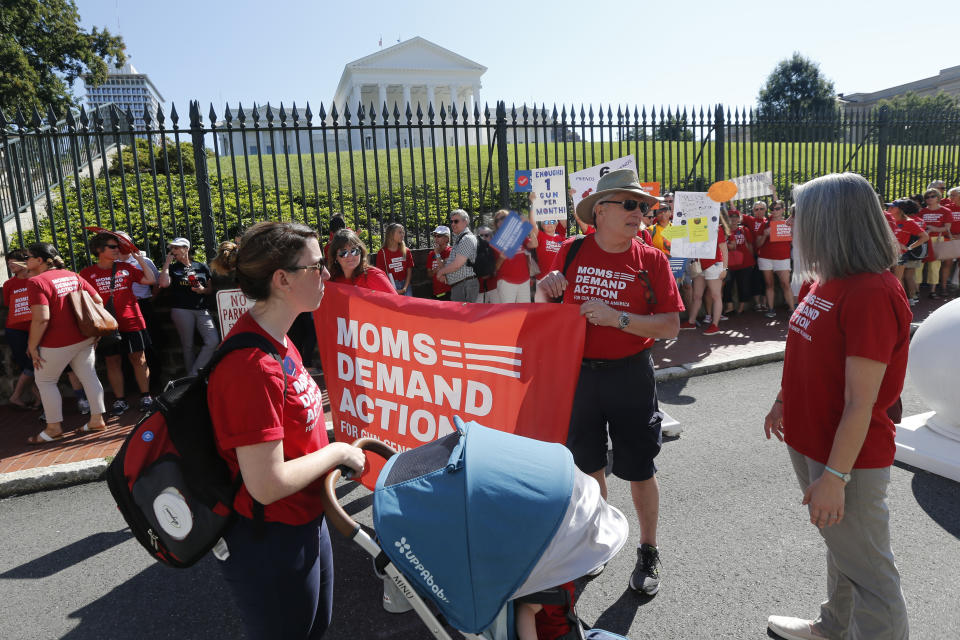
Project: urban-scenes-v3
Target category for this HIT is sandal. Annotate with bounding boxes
[9,399,40,411]
[27,428,64,445]
[80,423,107,433]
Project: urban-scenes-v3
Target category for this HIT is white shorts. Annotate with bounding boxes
[758,257,791,272]
[702,263,725,280]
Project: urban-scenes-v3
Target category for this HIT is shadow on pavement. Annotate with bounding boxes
[657,377,696,406]
[0,529,130,579]
[898,462,960,539]
[589,588,648,636]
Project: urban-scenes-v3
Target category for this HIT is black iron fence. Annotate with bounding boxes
[2,99,959,270]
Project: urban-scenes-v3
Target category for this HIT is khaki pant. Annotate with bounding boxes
[35,338,106,423]
[914,236,942,286]
[788,447,908,640]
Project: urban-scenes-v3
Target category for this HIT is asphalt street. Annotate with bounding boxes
[1,362,957,640]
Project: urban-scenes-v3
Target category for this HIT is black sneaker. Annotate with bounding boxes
[139,396,154,413]
[111,399,129,416]
[629,544,661,595]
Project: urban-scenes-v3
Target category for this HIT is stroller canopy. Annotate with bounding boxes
[373,418,628,633]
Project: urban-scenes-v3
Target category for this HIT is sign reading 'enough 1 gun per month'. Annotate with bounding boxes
[531,166,567,223]
[670,192,720,259]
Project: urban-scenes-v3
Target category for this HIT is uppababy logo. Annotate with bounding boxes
[394,537,449,603]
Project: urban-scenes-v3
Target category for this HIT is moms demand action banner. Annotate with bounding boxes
[315,284,586,487]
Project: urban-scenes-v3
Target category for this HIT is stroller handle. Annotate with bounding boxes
[320,437,397,539]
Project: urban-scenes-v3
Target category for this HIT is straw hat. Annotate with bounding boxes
[575,169,661,227]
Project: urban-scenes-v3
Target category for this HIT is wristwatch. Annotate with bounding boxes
[824,465,852,483]
[617,312,630,330]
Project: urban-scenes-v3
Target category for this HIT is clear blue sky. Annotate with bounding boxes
[73,0,955,118]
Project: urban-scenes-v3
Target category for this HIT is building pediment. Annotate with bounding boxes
[345,36,486,73]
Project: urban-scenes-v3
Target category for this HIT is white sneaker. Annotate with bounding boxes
[661,411,682,437]
[767,616,825,640]
[77,398,90,415]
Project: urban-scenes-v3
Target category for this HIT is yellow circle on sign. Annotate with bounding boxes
[708,180,738,202]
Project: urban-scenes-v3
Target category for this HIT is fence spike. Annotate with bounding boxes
[405,102,413,123]
[427,102,435,122]
[484,102,491,121]
[236,102,246,123]
[391,102,400,123]
[342,102,351,124]
[439,103,446,120]
[0,108,8,129]
[209,103,218,124]
[170,102,180,125]
[368,102,376,124]
[521,103,528,123]
[64,107,78,129]
[279,102,287,124]
[290,102,299,124]
[450,102,459,123]
[330,102,339,124]
[224,103,232,123]
[46,104,59,127]
[460,102,468,121]
[474,101,480,120]
[142,103,152,127]
[381,102,389,121]
[607,104,613,121]
[416,102,423,123]
[265,103,275,123]
[189,100,201,128]
[251,103,260,124]
[31,105,43,128]
[15,106,26,127]
[126,105,136,127]
[356,102,365,122]
[304,101,313,124]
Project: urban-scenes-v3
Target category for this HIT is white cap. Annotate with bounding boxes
[432,225,451,237]
[168,237,190,249]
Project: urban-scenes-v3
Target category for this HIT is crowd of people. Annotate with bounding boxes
[0,171,935,640]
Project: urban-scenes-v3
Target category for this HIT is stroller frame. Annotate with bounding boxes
[321,438,486,640]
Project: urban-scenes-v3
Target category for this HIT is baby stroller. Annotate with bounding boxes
[320,417,631,640]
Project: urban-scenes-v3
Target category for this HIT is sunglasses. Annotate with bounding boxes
[337,247,361,258]
[598,199,650,214]
[287,259,326,272]
[771,206,783,211]
[449,218,464,225]
[542,219,558,225]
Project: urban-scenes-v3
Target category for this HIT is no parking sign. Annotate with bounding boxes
[216,288,255,339]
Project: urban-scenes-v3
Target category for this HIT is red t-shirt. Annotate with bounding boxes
[918,207,947,237]
[700,227,727,269]
[331,266,396,294]
[782,273,911,468]
[939,208,960,236]
[427,247,452,297]
[727,224,756,269]
[495,238,534,285]
[79,262,147,332]
[536,230,565,275]
[534,581,576,640]
[3,277,33,330]
[891,217,925,250]
[27,269,101,348]
[758,219,792,260]
[553,236,685,359]
[208,311,330,524]
[375,247,415,287]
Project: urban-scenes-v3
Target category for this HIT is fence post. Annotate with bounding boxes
[875,105,890,201]
[496,101,510,207]
[714,104,725,183]
[189,101,217,259]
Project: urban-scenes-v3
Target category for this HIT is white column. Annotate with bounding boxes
[426,85,436,111]
[449,85,461,114]
[472,85,481,119]
[378,84,387,111]
[402,84,412,113]
[350,84,361,115]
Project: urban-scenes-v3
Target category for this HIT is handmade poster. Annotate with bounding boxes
[730,172,775,200]
[569,156,637,211]
[531,166,567,223]
[670,191,720,259]
[490,211,533,259]
[770,220,792,242]
[662,225,689,240]
[514,170,532,192]
[315,284,586,489]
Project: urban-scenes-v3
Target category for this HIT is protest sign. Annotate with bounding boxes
[315,284,586,488]
[670,192,720,259]
[730,172,775,200]
[569,156,637,211]
[770,220,792,242]
[662,225,689,241]
[531,166,567,223]
[514,170,532,192]
[490,211,533,258]
[216,288,255,339]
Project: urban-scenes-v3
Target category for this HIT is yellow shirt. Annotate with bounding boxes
[651,223,671,255]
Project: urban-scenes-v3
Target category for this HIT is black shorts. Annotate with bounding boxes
[566,350,662,481]
[98,328,151,356]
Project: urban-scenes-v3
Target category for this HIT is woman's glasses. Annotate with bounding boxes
[287,259,326,272]
[337,247,361,258]
[598,199,651,214]
[105,244,120,249]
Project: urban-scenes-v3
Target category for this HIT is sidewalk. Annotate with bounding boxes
[0,298,943,497]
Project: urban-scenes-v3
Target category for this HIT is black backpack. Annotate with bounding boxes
[457,232,497,279]
[106,332,281,568]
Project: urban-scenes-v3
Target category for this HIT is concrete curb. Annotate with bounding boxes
[0,349,797,498]
[0,458,109,498]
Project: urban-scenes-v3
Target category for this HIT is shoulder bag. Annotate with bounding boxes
[68,267,120,339]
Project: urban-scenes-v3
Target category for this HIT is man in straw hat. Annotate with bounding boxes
[536,168,684,595]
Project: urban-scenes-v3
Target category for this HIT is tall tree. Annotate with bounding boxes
[757,53,836,116]
[0,0,125,115]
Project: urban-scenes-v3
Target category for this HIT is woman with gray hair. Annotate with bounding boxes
[764,173,910,640]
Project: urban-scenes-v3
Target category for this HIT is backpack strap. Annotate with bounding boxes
[549,235,586,303]
[203,331,287,538]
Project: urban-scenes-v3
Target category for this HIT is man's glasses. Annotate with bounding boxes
[287,259,326,272]
[449,218,463,225]
[598,199,650,214]
[337,247,361,258]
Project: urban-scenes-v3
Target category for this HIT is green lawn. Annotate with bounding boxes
[208,140,960,204]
